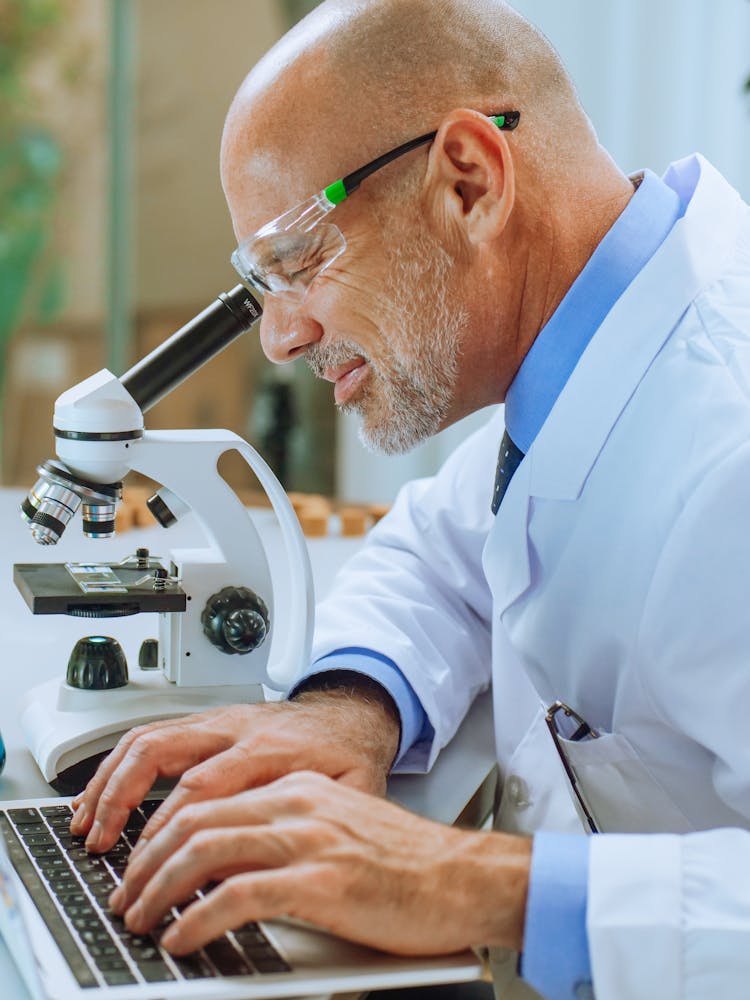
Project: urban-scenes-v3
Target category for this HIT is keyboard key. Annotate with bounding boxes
[107,914,128,936]
[140,800,162,818]
[203,938,250,976]
[80,870,115,888]
[54,834,80,850]
[124,811,146,833]
[23,832,55,847]
[247,943,281,960]
[90,929,118,945]
[79,928,107,947]
[233,926,268,949]
[67,846,91,861]
[30,843,62,860]
[72,854,108,874]
[121,932,156,951]
[12,821,48,836]
[172,952,215,979]
[88,881,116,901]
[57,890,89,907]
[95,956,130,973]
[103,969,137,986]
[8,808,42,825]
[40,805,73,819]
[253,956,292,974]
[106,840,131,858]
[41,860,76,881]
[48,816,76,832]
[87,942,121,959]
[139,960,176,982]
[47,872,78,891]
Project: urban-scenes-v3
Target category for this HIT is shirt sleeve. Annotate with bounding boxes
[521,832,593,1000]
[288,647,434,765]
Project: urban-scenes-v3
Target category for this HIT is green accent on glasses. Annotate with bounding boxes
[324,179,348,206]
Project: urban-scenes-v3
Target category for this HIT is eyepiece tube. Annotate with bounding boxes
[120,285,262,413]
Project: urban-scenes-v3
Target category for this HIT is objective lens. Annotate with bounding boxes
[81,502,117,539]
[30,484,82,545]
[21,473,57,524]
[21,460,123,545]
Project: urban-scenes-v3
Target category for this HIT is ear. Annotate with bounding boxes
[424,109,515,247]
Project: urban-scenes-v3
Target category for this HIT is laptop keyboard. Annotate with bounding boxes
[0,802,291,988]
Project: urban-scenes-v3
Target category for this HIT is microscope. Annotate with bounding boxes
[13,285,314,794]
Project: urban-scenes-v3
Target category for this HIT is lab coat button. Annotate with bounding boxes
[573,980,595,1000]
[505,774,531,809]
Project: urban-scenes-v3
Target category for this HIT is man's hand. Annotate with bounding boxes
[71,686,400,854]
[108,771,531,957]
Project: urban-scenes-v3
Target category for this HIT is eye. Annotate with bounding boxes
[248,268,271,293]
[246,224,345,294]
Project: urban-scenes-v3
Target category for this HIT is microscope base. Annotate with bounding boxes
[21,672,265,793]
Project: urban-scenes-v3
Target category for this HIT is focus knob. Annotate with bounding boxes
[201,587,269,655]
[66,636,129,690]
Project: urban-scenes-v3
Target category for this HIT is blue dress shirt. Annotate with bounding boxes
[294,168,683,999]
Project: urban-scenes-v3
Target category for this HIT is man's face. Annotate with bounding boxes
[223,104,476,455]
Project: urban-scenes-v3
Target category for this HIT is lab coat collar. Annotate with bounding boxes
[527,154,743,501]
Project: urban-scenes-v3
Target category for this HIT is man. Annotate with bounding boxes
[71,1,750,997]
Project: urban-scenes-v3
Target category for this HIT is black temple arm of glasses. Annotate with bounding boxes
[341,110,520,198]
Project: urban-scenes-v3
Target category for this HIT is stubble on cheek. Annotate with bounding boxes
[304,232,467,455]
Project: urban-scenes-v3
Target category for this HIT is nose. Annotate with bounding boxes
[258,296,324,364]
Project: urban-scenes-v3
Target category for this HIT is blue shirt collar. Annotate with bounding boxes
[504,169,682,455]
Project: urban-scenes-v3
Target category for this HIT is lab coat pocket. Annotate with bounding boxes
[559,730,694,834]
[494,706,584,836]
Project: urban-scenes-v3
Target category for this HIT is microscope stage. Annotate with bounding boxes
[14,562,187,616]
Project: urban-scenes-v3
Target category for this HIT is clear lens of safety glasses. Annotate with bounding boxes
[231,190,347,299]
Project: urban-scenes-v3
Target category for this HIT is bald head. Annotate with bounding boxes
[221,0,599,235]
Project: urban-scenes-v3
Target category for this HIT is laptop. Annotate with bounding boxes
[0,794,485,999]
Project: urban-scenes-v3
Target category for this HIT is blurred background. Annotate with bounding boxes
[1,0,749,504]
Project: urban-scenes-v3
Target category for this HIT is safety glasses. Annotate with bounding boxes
[231,110,520,300]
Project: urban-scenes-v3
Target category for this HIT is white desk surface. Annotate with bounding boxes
[0,489,496,997]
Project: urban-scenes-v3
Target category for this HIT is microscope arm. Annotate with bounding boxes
[129,429,314,692]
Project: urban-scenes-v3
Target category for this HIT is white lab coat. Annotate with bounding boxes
[312,155,750,998]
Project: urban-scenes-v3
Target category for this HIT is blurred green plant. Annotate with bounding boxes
[0,0,65,396]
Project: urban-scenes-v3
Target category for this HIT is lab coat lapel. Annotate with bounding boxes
[530,154,744,502]
[482,454,533,615]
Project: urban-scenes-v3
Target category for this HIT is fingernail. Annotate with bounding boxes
[160,925,178,950]
[86,820,102,851]
[108,887,124,912]
[70,804,87,833]
[126,901,143,931]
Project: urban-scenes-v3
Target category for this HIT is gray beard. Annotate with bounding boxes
[307,235,466,455]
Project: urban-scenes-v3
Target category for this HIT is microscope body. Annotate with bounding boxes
[14,289,315,792]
